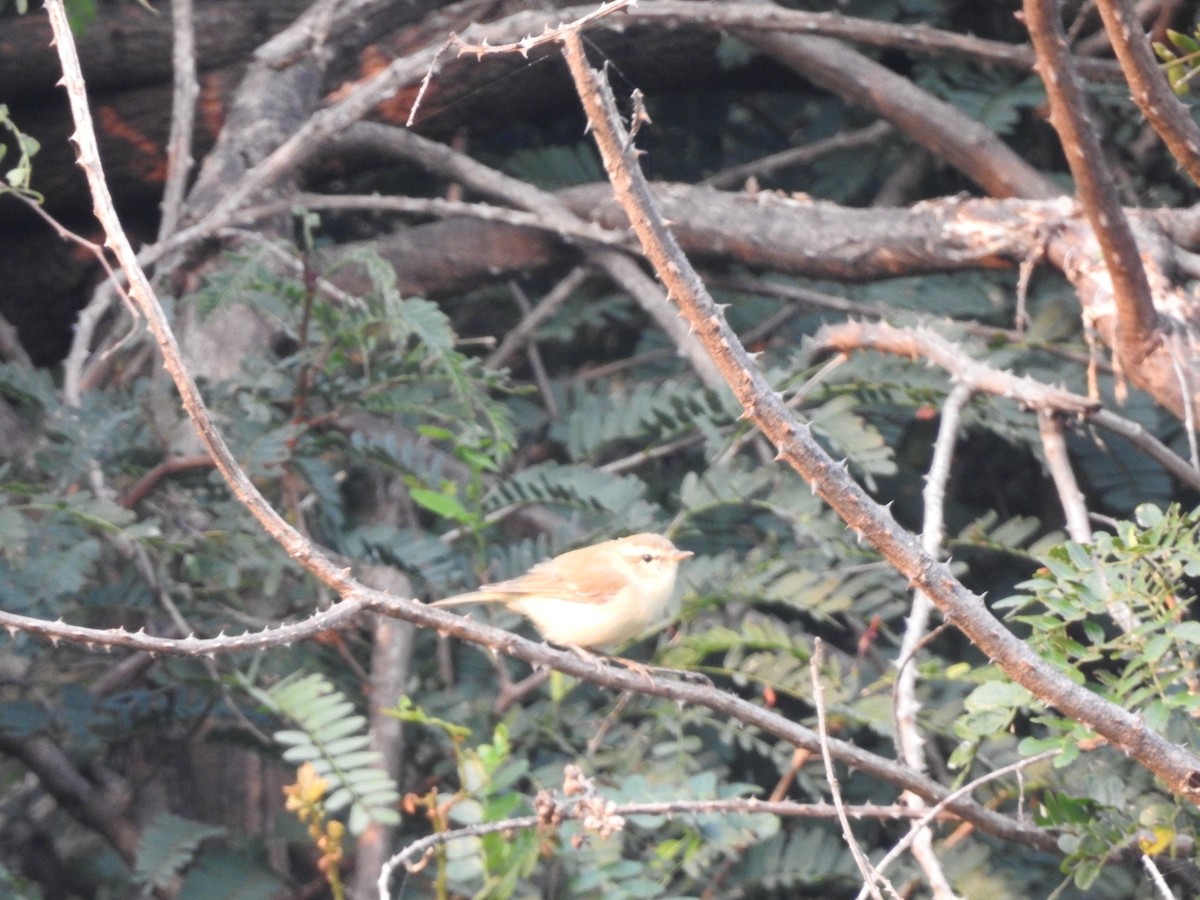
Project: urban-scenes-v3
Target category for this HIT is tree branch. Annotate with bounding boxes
[1094,0,1200,187]
[1024,0,1161,363]
[631,1,1124,82]
[557,22,1200,804]
[814,320,1200,491]
[734,10,1061,200]
[0,733,140,863]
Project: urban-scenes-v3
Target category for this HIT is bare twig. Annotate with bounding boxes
[811,641,895,900]
[0,579,1058,855]
[47,0,358,595]
[632,1,1123,81]
[0,733,140,863]
[864,750,1061,893]
[736,15,1061,200]
[507,280,560,419]
[894,381,973,898]
[487,267,589,370]
[1037,409,1139,632]
[701,121,894,189]
[815,320,1200,491]
[157,0,197,242]
[1094,0,1200,187]
[322,121,726,389]
[1037,409,1092,544]
[1142,853,1174,899]
[378,787,962,899]
[236,193,630,250]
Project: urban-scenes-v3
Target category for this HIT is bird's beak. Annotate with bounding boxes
[671,549,694,561]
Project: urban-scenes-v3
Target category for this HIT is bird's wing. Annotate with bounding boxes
[492,548,625,604]
[431,544,627,607]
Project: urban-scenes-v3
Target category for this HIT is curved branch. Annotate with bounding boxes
[734,18,1061,200]
[48,0,357,594]
[1024,0,1161,364]
[321,122,725,389]
[1094,0,1200,187]
[0,584,1056,854]
[814,320,1200,490]
[633,1,1123,80]
[0,733,140,863]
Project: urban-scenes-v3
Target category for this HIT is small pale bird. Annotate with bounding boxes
[431,533,693,649]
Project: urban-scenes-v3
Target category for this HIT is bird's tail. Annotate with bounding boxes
[429,592,506,608]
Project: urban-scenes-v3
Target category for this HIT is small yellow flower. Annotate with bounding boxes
[283,762,329,819]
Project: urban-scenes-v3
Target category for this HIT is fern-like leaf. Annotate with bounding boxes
[176,847,288,900]
[256,673,401,835]
[133,813,226,891]
[481,461,661,527]
[561,378,736,461]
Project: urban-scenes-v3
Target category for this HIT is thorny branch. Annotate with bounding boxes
[1024,0,1162,365]
[557,22,1200,803]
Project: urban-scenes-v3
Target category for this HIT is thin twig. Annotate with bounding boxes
[811,640,895,900]
[864,749,1061,892]
[702,121,894,189]
[321,122,725,388]
[631,1,1123,81]
[893,381,973,898]
[157,0,198,242]
[506,280,560,420]
[1038,409,1138,633]
[1037,410,1092,543]
[1141,853,1174,899]
[487,267,589,370]
[237,193,630,250]
[377,789,960,900]
[47,0,356,590]
[816,320,1200,491]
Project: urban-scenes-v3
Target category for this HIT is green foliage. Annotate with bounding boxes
[559,377,735,461]
[505,142,604,189]
[482,461,661,530]
[1001,503,1200,729]
[732,825,859,892]
[175,848,287,900]
[0,105,41,200]
[945,504,1200,884]
[256,673,401,835]
[1154,28,1200,96]
[913,60,1045,135]
[394,697,782,899]
[132,814,226,893]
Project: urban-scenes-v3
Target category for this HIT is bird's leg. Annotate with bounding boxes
[563,646,711,687]
[611,656,714,686]
[565,643,608,670]
[563,644,655,685]
[609,654,656,686]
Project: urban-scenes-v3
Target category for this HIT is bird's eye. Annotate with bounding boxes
[642,554,654,563]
